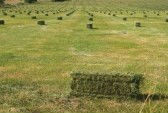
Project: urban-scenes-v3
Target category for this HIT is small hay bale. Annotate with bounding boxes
[31,16,37,19]
[144,15,147,18]
[0,20,5,25]
[123,17,127,21]
[113,14,116,17]
[57,16,63,20]
[89,13,93,17]
[37,20,45,25]
[36,11,39,14]
[165,18,168,22]
[135,22,141,27]
[3,12,7,16]
[27,12,31,15]
[10,15,15,18]
[130,13,133,15]
[89,17,93,21]
[87,23,93,29]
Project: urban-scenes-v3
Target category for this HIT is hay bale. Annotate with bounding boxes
[36,11,39,14]
[10,15,15,18]
[3,12,7,16]
[89,13,93,17]
[123,17,127,21]
[135,22,141,27]
[27,12,31,15]
[165,18,168,22]
[31,16,37,19]
[0,20,5,25]
[70,72,143,99]
[89,17,93,21]
[144,15,147,18]
[87,23,93,29]
[57,16,63,20]
[37,20,45,25]
[113,14,116,17]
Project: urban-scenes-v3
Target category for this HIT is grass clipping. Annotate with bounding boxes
[70,72,143,99]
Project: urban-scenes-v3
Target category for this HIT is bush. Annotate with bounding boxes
[24,0,37,3]
[70,72,143,99]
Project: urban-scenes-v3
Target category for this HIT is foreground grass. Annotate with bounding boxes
[0,0,168,112]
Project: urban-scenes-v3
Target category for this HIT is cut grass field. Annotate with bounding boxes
[0,0,168,112]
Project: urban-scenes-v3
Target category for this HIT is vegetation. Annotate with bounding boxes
[0,0,168,113]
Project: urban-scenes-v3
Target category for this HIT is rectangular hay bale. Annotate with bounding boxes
[70,72,143,99]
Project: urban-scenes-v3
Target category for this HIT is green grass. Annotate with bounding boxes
[0,0,168,113]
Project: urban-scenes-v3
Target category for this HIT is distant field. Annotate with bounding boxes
[0,0,168,113]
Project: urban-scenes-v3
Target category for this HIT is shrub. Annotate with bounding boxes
[70,72,143,99]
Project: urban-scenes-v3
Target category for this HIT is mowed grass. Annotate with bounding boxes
[0,0,168,112]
